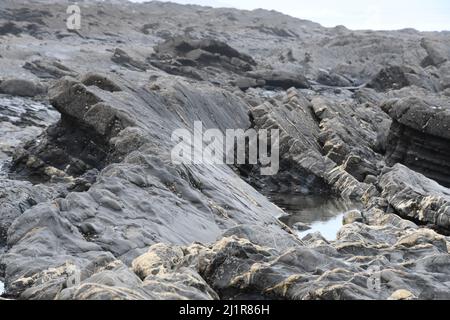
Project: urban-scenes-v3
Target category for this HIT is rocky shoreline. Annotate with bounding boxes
[0,0,449,300]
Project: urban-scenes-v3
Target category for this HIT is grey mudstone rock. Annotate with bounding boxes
[382,96,450,187]
[0,180,58,246]
[439,62,450,90]
[0,79,46,97]
[111,48,148,72]
[382,96,450,140]
[246,70,311,89]
[317,69,353,87]
[23,60,77,79]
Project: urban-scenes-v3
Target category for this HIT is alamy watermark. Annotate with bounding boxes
[171,121,280,175]
[66,5,81,30]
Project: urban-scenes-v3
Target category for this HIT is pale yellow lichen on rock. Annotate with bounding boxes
[132,243,184,279]
[343,210,363,225]
[44,165,71,179]
[396,228,445,248]
[11,261,78,294]
[388,289,415,300]
[265,274,304,297]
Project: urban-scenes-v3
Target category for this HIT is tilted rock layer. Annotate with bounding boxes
[382,96,450,187]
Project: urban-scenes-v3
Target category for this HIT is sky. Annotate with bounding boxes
[129,0,450,31]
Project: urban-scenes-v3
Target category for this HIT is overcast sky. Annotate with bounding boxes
[129,0,450,31]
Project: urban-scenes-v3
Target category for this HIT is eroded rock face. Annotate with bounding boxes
[243,89,384,199]
[382,96,450,187]
[11,76,128,182]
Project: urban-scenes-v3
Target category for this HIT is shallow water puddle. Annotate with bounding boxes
[270,193,359,241]
[296,213,345,240]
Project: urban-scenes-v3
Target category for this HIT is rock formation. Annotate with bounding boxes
[382,96,450,187]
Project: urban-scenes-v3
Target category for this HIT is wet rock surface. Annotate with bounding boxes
[0,0,449,300]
